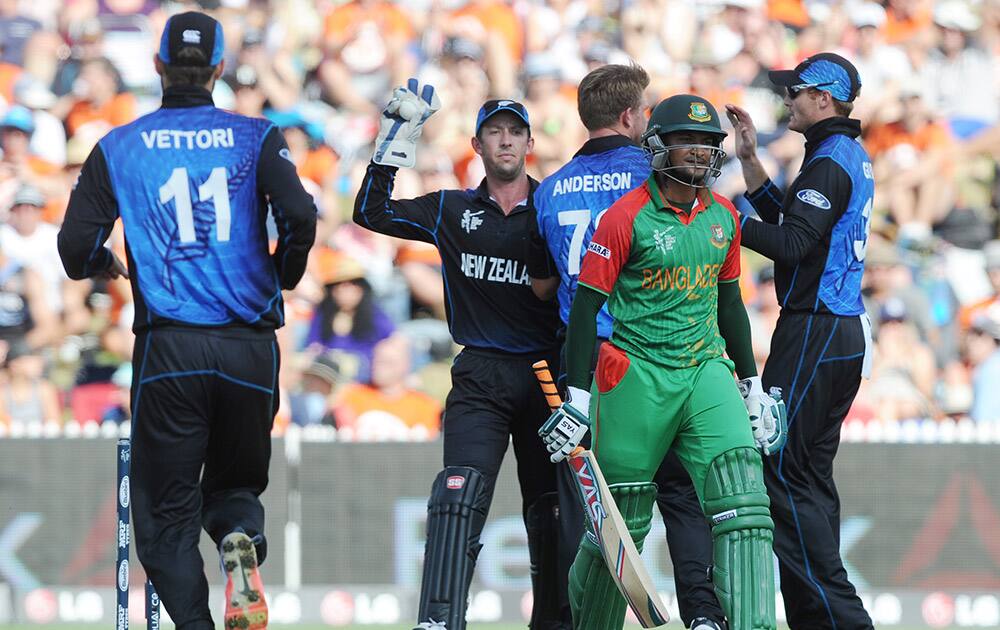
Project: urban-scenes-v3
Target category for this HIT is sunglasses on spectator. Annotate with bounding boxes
[787,81,837,98]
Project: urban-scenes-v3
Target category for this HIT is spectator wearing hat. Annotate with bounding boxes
[334,334,441,441]
[727,52,876,628]
[0,184,68,314]
[226,63,265,118]
[849,2,913,123]
[13,76,65,167]
[967,310,1000,422]
[230,28,300,112]
[305,249,394,382]
[288,353,341,426]
[0,105,59,196]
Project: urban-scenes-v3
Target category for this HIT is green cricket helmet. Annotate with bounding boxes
[641,94,728,188]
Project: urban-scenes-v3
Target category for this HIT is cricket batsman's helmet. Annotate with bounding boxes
[641,94,727,188]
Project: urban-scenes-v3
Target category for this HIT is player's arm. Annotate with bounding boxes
[726,104,783,223]
[565,285,606,390]
[714,198,755,380]
[354,79,443,243]
[258,126,318,290]
[740,159,851,267]
[717,281,755,380]
[353,163,444,243]
[58,145,120,280]
[527,220,558,301]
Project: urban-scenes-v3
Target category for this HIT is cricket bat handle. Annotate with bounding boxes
[532,360,585,458]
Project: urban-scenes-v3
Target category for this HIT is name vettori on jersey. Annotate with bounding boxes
[141,128,236,150]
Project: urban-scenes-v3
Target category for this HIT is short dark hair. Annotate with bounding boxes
[577,63,649,131]
[162,47,217,87]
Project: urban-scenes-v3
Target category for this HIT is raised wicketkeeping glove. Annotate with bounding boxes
[373,78,441,168]
[738,376,788,456]
[538,386,591,463]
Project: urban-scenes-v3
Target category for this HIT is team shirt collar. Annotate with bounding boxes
[645,173,714,225]
[473,176,539,215]
[573,134,637,157]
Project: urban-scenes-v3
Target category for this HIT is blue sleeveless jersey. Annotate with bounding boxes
[99,106,280,325]
[534,144,650,337]
[811,135,874,316]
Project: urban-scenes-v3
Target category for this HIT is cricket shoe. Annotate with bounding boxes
[690,618,725,630]
[412,621,447,629]
[221,531,267,629]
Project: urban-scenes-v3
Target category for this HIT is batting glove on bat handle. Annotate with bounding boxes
[538,386,590,463]
[373,78,441,169]
[739,377,787,456]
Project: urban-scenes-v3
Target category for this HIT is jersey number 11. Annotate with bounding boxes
[159,167,232,244]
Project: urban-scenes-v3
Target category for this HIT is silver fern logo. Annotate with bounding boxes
[653,227,675,255]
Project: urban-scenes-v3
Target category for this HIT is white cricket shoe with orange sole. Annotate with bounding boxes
[221,531,267,629]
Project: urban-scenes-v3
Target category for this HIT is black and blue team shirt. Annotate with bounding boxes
[532,135,651,339]
[59,86,316,333]
[354,162,559,354]
[741,117,874,316]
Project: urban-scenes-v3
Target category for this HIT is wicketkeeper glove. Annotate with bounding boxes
[538,386,591,463]
[738,376,788,456]
[373,78,441,168]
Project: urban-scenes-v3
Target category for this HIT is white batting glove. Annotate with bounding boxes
[538,386,591,463]
[373,78,441,168]
[738,376,788,456]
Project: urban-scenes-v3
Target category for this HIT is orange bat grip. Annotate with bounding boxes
[532,360,585,458]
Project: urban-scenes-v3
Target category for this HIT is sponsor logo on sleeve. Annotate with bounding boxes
[587,242,611,259]
[796,188,832,210]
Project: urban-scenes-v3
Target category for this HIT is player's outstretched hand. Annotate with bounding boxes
[738,376,788,456]
[373,78,442,169]
[725,104,758,162]
[539,386,591,463]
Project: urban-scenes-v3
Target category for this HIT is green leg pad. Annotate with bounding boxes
[569,482,657,630]
[704,448,777,630]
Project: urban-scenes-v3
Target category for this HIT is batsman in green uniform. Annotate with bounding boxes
[539,95,784,630]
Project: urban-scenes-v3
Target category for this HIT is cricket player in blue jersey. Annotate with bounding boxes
[58,12,316,630]
[529,63,726,630]
[727,52,875,629]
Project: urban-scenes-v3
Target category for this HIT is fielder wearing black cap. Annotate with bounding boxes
[158,11,225,67]
[725,52,877,629]
[59,9,317,630]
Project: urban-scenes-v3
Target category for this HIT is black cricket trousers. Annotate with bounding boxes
[761,310,873,630]
[129,327,279,630]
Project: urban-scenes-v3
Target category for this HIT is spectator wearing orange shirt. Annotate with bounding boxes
[883,0,933,45]
[865,87,954,242]
[335,334,441,441]
[319,0,415,115]
[55,57,136,137]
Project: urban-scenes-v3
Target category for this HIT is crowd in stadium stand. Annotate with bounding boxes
[0,0,998,438]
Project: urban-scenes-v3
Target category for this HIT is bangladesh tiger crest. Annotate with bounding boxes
[710,224,727,248]
[688,102,711,122]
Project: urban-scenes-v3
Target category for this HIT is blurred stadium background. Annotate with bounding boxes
[0,0,999,627]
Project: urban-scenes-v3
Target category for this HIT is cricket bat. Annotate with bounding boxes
[533,361,671,628]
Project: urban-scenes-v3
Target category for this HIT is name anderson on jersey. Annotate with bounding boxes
[140,128,236,150]
[460,252,530,286]
[551,172,633,195]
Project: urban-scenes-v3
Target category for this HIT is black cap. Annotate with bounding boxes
[158,11,225,67]
[768,52,862,102]
[475,99,530,135]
